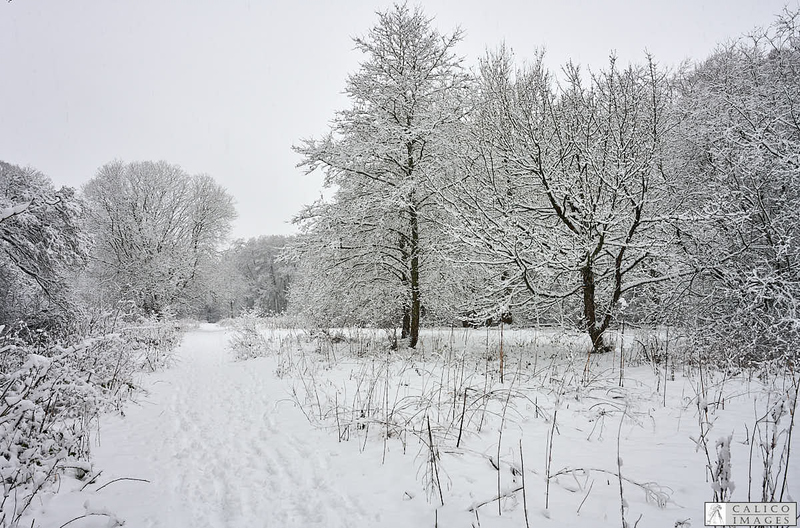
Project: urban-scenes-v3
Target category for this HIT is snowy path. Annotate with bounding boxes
[24,325,799,527]
[81,325,424,528]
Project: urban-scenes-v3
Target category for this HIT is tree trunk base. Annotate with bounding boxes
[591,344,614,354]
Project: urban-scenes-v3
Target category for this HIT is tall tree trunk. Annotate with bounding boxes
[401,306,411,338]
[581,260,606,353]
[409,204,421,348]
[399,235,411,339]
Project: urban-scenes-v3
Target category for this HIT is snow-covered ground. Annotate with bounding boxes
[22,324,799,527]
[24,325,429,527]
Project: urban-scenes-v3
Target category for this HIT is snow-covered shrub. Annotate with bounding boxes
[0,322,69,373]
[0,315,185,526]
[67,334,136,398]
[0,350,103,526]
[120,320,182,372]
[260,313,304,330]
[689,279,800,369]
[0,325,28,374]
[229,311,270,360]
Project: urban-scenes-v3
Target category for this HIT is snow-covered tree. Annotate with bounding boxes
[0,161,89,331]
[82,160,236,316]
[444,49,688,352]
[292,4,470,346]
[187,249,248,322]
[677,8,800,363]
[226,235,294,315]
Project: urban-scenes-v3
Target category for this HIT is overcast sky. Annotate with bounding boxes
[1,0,794,239]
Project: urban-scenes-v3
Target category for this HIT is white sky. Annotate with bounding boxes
[1,0,795,239]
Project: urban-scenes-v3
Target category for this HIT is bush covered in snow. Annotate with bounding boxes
[0,317,184,527]
[228,310,272,360]
[1,349,101,525]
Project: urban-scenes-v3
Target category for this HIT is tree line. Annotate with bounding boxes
[0,159,292,339]
[2,4,796,364]
[287,4,800,363]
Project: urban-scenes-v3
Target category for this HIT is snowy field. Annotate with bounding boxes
[22,323,799,528]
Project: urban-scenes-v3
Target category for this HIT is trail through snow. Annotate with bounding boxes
[78,325,423,528]
[29,325,797,527]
